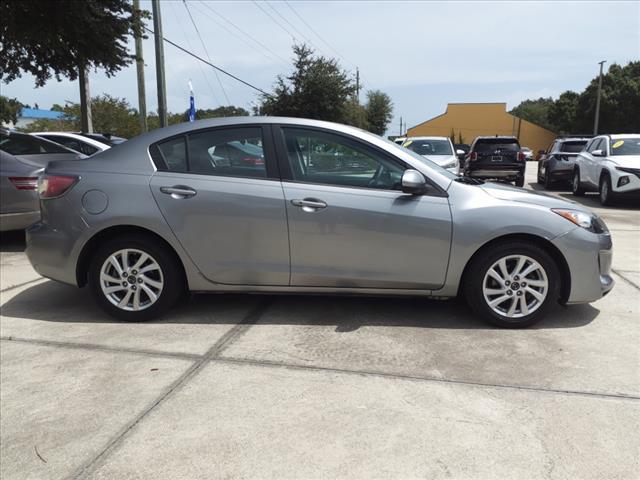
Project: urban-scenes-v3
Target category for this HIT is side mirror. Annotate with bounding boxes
[401,169,427,194]
[456,149,465,160]
[592,149,605,157]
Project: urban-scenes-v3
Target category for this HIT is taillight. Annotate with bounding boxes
[38,175,78,199]
[517,152,525,161]
[9,177,39,190]
[244,156,264,166]
[469,152,477,161]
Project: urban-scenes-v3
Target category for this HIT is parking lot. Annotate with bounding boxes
[1,164,638,479]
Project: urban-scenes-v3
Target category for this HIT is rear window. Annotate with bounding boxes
[0,134,70,155]
[403,139,453,156]
[560,141,586,153]
[473,139,520,153]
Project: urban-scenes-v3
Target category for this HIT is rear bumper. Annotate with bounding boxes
[465,163,524,179]
[26,221,84,286]
[0,211,40,232]
[552,227,614,304]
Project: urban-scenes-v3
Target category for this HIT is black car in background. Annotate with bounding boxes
[463,136,526,186]
[537,137,590,189]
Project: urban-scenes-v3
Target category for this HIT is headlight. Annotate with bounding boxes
[552,209,608,233]
[441,159,458,169]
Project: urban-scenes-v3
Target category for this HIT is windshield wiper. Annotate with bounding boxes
[454,176,484,185]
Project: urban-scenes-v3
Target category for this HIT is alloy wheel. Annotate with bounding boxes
[482,254,549,319]
[99,248,164,311]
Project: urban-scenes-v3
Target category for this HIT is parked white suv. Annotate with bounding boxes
[402,136,461,174]
[572,134,640,205]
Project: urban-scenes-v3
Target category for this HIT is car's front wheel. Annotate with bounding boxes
[88,234,184,321]
[464,242,560,328]
[599,173,614,206]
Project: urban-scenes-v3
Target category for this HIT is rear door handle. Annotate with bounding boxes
[291,198,327,211]
[160,185,197,198]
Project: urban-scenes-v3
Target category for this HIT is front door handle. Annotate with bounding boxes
[291,198,327,211]
[160,185,197,198]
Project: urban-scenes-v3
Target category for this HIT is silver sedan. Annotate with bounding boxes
[26,117,614,328]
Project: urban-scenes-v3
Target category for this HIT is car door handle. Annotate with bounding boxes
[160,186,197,198]
[290,198,327,210]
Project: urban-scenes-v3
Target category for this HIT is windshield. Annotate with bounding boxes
[403,139,453,156]
[380,137,458,179]
[560,141,586,153]
[610,138,640,156]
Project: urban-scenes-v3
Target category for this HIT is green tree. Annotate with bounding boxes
[0,96,23,124]
[365,90,393,136]
[573,61,640,134]
[342,99,368,129]
[548,91,579,134]
[257,44,356,123]
[1,0,148,130]
[509,97,556,131]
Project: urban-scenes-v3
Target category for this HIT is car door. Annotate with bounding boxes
[584,138,603,186]
[149,125,290,286]
[274,125,452,290]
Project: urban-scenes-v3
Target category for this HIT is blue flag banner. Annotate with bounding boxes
[188,81,195,122]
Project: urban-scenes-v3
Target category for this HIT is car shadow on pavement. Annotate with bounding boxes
[2,280,599,331]
[0,230,26,253]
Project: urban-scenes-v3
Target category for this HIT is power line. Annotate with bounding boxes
[182,0,231,105]
[169,1,220,106]
[194,1,289,67]
[264,1,315,47]
[143,26,271,96]
[251,0,300,43]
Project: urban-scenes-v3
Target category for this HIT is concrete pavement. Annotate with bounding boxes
[1,165,638,479]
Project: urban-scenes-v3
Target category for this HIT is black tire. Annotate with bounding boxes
[571,168,585,196]
[463,241,560,328]
[599,173,615,206]
[536,164,544,184]
[88,234,185,321]
[514,173,525,187]
[543,170,553,190]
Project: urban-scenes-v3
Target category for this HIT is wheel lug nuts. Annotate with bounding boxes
[132,285,137,290]
[122,281,128,286]
[132,270,137,275]
[514,276,519,281]
[522,282,527,287]
[507,290,512,295]
[505,281,510,286]
[138,278,143,283]
[517,291,523,296]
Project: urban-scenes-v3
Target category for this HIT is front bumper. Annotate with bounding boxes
[552,227,614,304]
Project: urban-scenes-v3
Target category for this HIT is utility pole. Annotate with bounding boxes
[78,63,93,133]
[593,60,606,135]
[152,0,168,128]
[399,116,403,136]
[355,68,360,102]
[133,0,147,133]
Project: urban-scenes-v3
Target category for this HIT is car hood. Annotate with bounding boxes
[607,155,640,168]
[480,181,589,211]
[421,154,457,166]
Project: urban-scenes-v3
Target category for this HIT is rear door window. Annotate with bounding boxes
[0,134,71,155]
[474,140,520,153]
[153,127,267,179]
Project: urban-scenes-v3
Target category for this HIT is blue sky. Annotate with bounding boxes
[2,0,639,135]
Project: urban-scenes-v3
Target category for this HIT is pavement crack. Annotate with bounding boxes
[215,356,640,402]
[68,298,273,480]
[0,336,202,361]
[612,269,640,291]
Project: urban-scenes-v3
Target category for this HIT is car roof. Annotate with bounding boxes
[31,132,109,149]
[474,136,518,140]
[608,133,640,139]
[558,137,590,142]
[404,136,449,141]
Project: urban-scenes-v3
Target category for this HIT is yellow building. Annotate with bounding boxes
[407,103,557,154]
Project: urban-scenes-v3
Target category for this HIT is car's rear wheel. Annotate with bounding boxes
[543,170,553,190]
[571,169,585,196]
[464,242,559,328]
[514,173,525,187]
[88,235,184,321]
[599,174,614,206]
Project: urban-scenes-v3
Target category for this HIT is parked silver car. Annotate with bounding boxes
[26,117,614,327]
[0,151,42,232]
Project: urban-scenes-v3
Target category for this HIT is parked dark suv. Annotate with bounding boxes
[463,136,526,186]
[536,137,590,189]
